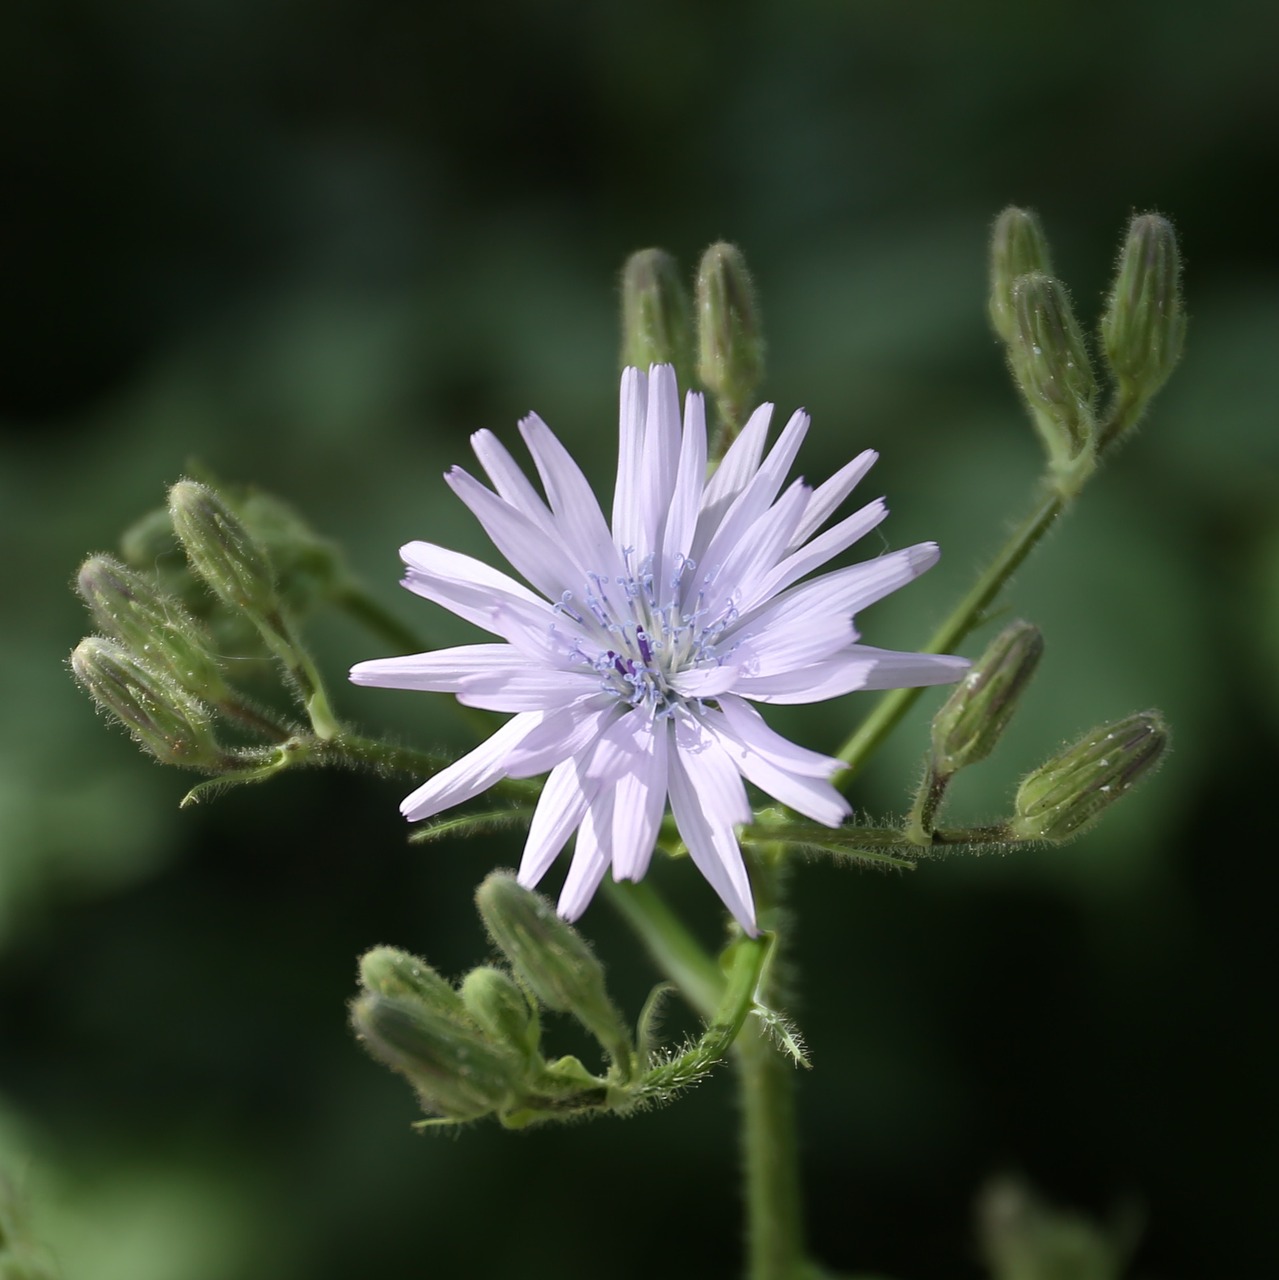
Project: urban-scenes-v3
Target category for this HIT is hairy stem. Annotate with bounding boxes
[737,852,807,1280]
[834,489,1063,784]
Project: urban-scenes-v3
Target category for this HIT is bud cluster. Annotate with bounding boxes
[978,1178,1133,1280]
[0,1176,60,1280]
[910,624,1167,849]
[70,478,348,786]
[351,874,637,1128]
[988,207,1185,492]
[619,239,764,453]
[351,873,778,1129]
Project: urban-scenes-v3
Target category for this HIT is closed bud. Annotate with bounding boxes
[351,993,519,1121]
[696,242,764,431]
[989,207,1053,345]
[75,554,230,700]
[71,637,229,769]
[931,621,1043,775]
[358,946,467,1022]
[0,1177,60,1280]
[621,248,694,385]
[1010,273,1099,465]
[475,873,631,1065]
[1010,711,1168,842]
[978,1178,1127,1280]
[168,480,279,621]
[461,966,540,1065]
[0,1257,60,1280]
[1101,212,1186,402]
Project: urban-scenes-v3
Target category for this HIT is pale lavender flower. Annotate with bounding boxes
[351,366,967,933]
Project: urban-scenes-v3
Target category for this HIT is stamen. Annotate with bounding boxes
[554,591,584,625]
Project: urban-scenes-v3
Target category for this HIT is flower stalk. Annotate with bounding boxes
[736,852,807,1280]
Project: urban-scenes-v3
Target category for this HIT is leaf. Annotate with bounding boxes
[408,805,535,845]
[752,1004,812,1069]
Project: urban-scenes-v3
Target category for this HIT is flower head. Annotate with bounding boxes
[351,366,967,933]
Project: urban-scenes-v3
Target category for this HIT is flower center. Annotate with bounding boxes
[552,551,739,715]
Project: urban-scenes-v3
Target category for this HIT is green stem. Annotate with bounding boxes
[737,852,807,1280]
[320,732,453,779]
[603,879,724,1019]
[833,488,1064,784]
[905,764,950,846]
[216,693,298,742]
[641,936,770,1095]
[1096,385,1149,454]
[256,611,342,741]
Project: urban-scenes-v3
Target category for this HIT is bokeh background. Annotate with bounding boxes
[3,2,1277,1277]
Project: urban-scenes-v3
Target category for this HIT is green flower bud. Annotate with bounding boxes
[989,207,1053,346]
[696,242,764,430]
[0,1261,60,1280]
[931,621,1043,775]
[1010,711,1168,842]
[620,248,694,384]
[1010,273,1099,465]
[1100,212,1186,402]
[0,1177,60,1280]
[978,1178,1127,1280]
[461,966,540,1065]
[168,480,279,621]
[70,637,229,769]
[350,993,519,1121]
[75,554,230,700]
[358,947,467,1022]
[475,873,631,1066]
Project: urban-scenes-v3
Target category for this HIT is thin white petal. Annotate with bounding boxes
[636,364,682,559]
[445,467,587,601]
[732,656,878,703]
[612,367,648,552]
[696,408,810,579]
[696,481,809,618]
[610,715,669,883]
[558,795,612,921]
[730,611,857,679]
[850,647,971,690]
[519,412,625,581]
[787,449,878,550]
[457,668,602,712]
[743,497,889,613]
[737,543,940,639]
[694,401,774,555]
[350,644,523,691]
[502,700,621,778]
[518,757,591,888]
[668,662,744,699]
[469,429,557,536]
[715,694,844,778]
[399,713,539,822]
[667,710,756,933]
[736,647,968,704]
[702,704,849,826]
[399,541,553,640]
[660,390,709,586]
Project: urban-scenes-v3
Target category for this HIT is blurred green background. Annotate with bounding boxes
[2,1,1277,1277]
